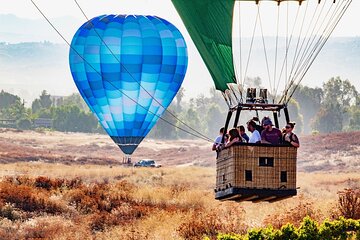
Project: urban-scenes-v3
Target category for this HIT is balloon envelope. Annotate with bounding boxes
[69,15,188,155]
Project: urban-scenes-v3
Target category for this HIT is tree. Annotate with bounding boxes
[7,99,28,120]
[148,104,178,139]
[39,90,52,109]
[312,77,358,133]
[322,77,358,110]
[292,85,323,134]
[313,102,343,133]
[348,106,360,131]
[205,104,225,138]
[175,87,185,111]
[32,90,52,114]
[178,103,203,139]
[31,99,42,114]
[284,99,304,134]
[62,93,89,112]
[0,90,21,110]
[52,105,98,133]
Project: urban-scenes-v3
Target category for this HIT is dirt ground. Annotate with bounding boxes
[0,128,359,172]
[0,128,213,167]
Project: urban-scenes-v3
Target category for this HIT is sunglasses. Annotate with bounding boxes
[285,126,291,129]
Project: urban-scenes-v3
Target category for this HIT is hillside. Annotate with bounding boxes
[1,37,360,105]
[0,128,359,172]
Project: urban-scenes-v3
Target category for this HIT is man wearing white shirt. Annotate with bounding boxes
[247,120,261,143]
[212,127,225,151]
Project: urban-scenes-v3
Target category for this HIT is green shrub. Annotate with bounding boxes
[16,118,32,130]
[213,217,360,240]
[217,233,243,240]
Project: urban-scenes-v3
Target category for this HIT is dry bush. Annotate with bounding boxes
[263,199,323,229]
[216,204,248,234]
[95,223,150,240]
[0,181,65,214]
[0,203,22,221]
[0,219,19,240]
[65,180,135,214]
[177,206,247,240]
[336,188,360,219]
[34,176,65,190]
[170,182,190,197]
[177,210,222,239]
[84,204,152,232]
[9,216,89,240]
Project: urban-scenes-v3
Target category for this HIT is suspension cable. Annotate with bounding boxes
[274,5,301,102]
[277,1,323,104]
[257,4,273,99]
[285,1,334,96]
[287,0,310,91]
[284,0,347,102]
[286,0,352,103]
[30,0,214,143]
[242,6,259,87]
[273,5,280,100]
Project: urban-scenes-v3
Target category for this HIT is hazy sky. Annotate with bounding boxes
[1,0,359,100]
[2,0,358,36]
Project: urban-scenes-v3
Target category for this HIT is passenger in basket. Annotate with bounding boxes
[261,116,270,127]
[261,118,282,145]
[212,127,225,151]
[282,122,300,148]
[225,128,242,148]
[237,125,249,143]
[247,120,261,143]
[252,116,263,133]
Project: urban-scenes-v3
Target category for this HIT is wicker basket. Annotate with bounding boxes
[215,144,297,202]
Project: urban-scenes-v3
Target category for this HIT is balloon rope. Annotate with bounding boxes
[273,5,280,102]
[274,4,300,104]
[257,4,273,99]
[242,5,259,87]
[284,0,347,103]
[286,0,353,104]
[29,0,214,143]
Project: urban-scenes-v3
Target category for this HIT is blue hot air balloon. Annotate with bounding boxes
[69,15,188,155]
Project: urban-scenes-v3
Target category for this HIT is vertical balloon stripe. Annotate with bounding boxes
[139,16,180,136]
[84,17,116,136]
[70,25,111,136]
[69,15,187,155]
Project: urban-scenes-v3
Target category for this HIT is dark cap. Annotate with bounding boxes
[263,118,273,126]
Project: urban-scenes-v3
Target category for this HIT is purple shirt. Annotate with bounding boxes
[261,128,282,145]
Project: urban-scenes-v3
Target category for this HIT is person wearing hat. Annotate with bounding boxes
[282,122,300,148]
[261,118,282,145]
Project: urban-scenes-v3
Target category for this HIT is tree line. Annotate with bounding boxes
[0,90,100,133]
[0,76,359,139]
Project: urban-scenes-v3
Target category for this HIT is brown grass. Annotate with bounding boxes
[0,163,359,239]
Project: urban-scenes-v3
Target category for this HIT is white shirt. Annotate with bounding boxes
[214,135,222,146]
[249,130,261,143]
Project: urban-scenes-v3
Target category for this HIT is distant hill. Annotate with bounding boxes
[0,13,359,104]
[0,14,82,43]
[0,41,74,105]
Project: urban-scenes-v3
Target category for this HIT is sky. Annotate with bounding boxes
[2,0,358,36]
[0,0,359,100]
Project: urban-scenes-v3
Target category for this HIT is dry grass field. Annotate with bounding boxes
[0,128,359,239]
